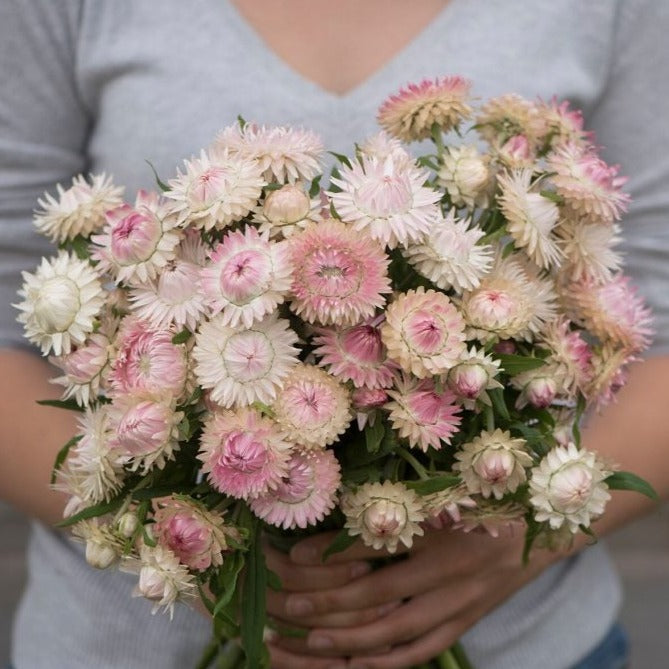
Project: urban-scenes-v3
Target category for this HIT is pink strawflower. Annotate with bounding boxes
[495,135,535,169]
[556,218,623,283]
[108,395,183,473]
[511,363,564,409]
[329,155,440,249]
[199,226,292,328]
[386,375,461,452]
[166,149,265,231]
[447,346,503,408]
[351,387,389,430]
[403,210,493,293]
[273,364,351,450]
[249,448,341,529]
[192,313,299,408]
[377,76,473,141]
[34,173,123,243]
[152,497,233,571]
[476,94,545,147]
[214,122,324,183]
[455,501,526,538]
[460,253,557,342]
[108,317,189,400]
[288,220,391,326]
[548,143,630,225]
[128,230,209,331]
[312,318,397,389]
[341,481,425,553]
[535,98,591,149]
[586,344,637,409]
[565,274,653,353]
[382,287,467,378]
[198,408,292,500]
[423,483,477,528]
[91,190,182,286]
[50,333,112,406]
[358,131,413,166]
[539,319,593,394]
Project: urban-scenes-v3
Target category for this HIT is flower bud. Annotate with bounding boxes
[351,387,388,410]
[85,538,118,569]
[137,565,173,602]
[363,499,407,539]
[439,145,489,207]
[117,512,140,539]
[263,184,311,225]
[498,134,533,167]
[525,376,557,408]
[448,363,489,399]
[33,277,80,333]
[472,448,516,487]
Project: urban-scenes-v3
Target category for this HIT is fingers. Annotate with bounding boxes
[265,543,372,592]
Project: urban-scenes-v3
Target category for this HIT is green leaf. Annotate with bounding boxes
[70,235,91,260]
[539,189,564,205]
[405,474,461,496]
[487,388,510,421]
[328,151,352,169]
[266,568,282,591]
[171,329,192,345]
[522,516,543,565]
[50,434,82,484]
[605,471,659,500]
[57,496,126,527]
[177,416,191,441]
[309,175,322,198]
[37,397,84,412]
[364,419,385,454]
[213,551,246,618]
[240,519,267,669]
[495,354,546,376]
[322,528,358,561]
[145,160,170,192]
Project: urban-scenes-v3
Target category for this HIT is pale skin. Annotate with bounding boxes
[1,2,668,668]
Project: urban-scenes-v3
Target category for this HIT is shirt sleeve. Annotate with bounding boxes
[0,0,88,349]
[585,0,669,356]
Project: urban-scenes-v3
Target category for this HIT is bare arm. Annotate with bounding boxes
[0,349,76,525]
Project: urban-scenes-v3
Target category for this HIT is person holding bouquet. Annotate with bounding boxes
[1,2,668,668]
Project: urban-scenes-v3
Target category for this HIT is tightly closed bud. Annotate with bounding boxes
[85,539,118,569]
[524,376,557,408]
[263,184,311,225]
[117,512,140,539]
[448,363,489,399]
[33,277,81,334]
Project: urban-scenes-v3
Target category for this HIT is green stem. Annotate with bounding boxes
[484,404,495,433]
[438,648,462,669]
[396,447,429,480]
[450,641,476,669]
[216,640,243,669]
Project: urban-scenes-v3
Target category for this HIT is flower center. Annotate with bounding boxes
[224,331,275,381]
[221,430,268,473]
[34,276,81,333]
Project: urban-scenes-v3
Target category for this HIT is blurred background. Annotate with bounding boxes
[1,502,667,667]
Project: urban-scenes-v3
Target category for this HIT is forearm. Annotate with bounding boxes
[0,348,76,525]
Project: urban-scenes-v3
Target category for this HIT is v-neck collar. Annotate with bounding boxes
[219,1,460,101]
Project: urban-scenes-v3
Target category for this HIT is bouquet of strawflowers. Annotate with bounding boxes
[16,75,657,669]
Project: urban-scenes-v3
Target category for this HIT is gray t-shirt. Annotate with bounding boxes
[2,1,668,667]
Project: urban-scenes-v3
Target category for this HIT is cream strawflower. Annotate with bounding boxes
[91,190,182,286]
[539,319,592,395]
[253,184,321,238]
[312,318,398,389]
[423,483,477,528]
[342,481,425,553]
[165,149,265,231]
[556,218,623,283]
[250,448,341,529]
[460,253,557,342]
[476,94,545,147]
[329,154,440,249]
[447,346,503,408]
[535,98,590,149]
[564,274,653,353]
[358,131,413,166]
[547,143,630,225]
[273,364,352,449]
[108,395,183,473]
[198,408,292,500]
[497,169,563,269]
[454,429,533,500]
[72,519,126,570]
[34,173,124,242]
[455,500,526,538]
[403,210,493,293]
[386,375,461,451]
[192,313,299,408]
[529,442,611,532]
[377,76,473,141]
[586,344,635,409]
[199,226,292,328]
[131,543,196,618]
[438,145,490,209]
[288,219,391,326]
[511,362,565,409]
[128,230,209,331]
[15,251,105,355]
[214,122,324,183]
[382,287,467,378]
[50,332,112,406]
[55,406,124,516]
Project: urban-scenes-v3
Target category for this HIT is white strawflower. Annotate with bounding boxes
[192,313,300,408]
[358,131,413,166]
[403,210,493,293]
[497,169,563,269]
[438,145,490,209]
[165,149,265,231]
[329,154,440,249]
[529,443,611,532]
[15,251,105,356]
[73,519,124,569]
[34,173,123,242]
[342,481,425,553]
[253,184,322,238]
[131,544,196,618]
[454,429,533,500]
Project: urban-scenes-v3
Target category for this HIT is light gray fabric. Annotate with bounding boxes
[2,0,668,667]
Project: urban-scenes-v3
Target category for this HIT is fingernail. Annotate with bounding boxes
[308,634,334,649]
[349,561,371,578]
[291,544,318,563]
[286,596,314,616]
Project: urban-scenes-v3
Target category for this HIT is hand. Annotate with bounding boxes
[267,527,559,669]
